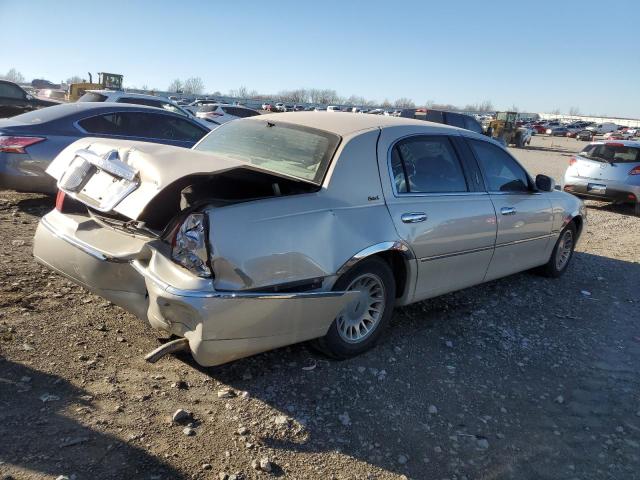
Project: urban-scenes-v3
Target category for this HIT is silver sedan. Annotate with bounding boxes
[33,113,585,366]
[564,140,640,215]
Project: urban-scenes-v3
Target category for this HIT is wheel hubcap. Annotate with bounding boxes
[336,273,385,343]
[555,229,574,270]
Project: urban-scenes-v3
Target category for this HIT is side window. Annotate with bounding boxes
[392,136,468,194]
[78,114,121,134]
[116,112,205,142]
[469,139,530,192]
[0,83,26,99]
[159,117,207,142]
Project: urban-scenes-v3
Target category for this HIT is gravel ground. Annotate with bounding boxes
[1,135,639,480]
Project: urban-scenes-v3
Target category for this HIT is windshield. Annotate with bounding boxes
[194,119,341,184]
[581,144,640,163]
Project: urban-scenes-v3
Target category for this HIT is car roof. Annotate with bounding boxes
[87,90,174,101]
[4,102,183,125]
[255,111,460,136]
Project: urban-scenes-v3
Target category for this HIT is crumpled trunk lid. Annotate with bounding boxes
[46,138,312,221]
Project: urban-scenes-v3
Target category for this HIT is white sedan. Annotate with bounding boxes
[195,104,261,125]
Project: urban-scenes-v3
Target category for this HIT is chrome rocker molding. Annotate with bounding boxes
[336,240,414,276]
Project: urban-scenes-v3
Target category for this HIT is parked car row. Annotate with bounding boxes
[0,79,60,118]
[521,118,640,141]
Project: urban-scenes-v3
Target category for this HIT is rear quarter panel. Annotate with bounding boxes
[207,129,402,291]
[548,190,586,236]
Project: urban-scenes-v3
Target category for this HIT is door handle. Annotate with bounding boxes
[401,212,427,223]
[501,207,516,215]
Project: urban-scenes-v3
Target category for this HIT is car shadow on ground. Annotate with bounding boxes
[0,357,183,479]
[14,194,54,217]
[522,144,577,155]
[174,251,640,479]
[584,200,638,217]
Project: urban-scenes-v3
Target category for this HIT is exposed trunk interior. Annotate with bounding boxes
[137,167,319,231]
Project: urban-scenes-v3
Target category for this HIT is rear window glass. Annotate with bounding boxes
[425,110,444,123]
[221,107,260,118]
[77,92,108,102]
[117,97,187,116]
[581,144,640,163]
[194,119,340,184]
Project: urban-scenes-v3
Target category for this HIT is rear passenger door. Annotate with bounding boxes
[465,138,554,280]
[378,130,497,301]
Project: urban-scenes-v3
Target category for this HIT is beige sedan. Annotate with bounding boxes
[33,113,585,366]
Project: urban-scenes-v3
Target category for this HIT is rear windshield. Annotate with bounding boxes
[194,119,340,184]
[77,92,108,103]
[581,144,640,163]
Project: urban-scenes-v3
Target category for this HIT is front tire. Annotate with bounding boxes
[313,257,396,359]
[537,223,577,278]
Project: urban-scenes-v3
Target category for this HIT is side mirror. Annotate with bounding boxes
[535,174,555,192]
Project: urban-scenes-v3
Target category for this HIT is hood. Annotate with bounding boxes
[46,137,317,220]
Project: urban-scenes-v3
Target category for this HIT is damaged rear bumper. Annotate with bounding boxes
[33,211,355,366]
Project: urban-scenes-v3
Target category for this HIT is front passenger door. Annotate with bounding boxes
[466,138,554,280]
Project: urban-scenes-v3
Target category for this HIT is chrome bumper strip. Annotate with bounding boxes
[419,233,557,262]
[131,260,346,300]
[40,215,129,263]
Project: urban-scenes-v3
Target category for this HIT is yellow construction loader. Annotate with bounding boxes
[67,72,123,102]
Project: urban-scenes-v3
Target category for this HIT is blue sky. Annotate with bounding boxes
[1,0,639,117]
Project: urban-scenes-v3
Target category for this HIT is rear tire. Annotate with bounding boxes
[313,257,396,359]
[537,223,577,278]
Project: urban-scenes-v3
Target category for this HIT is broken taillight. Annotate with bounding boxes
[0,136,45,153]
[170,213,213,278]
[55,190,66,211]
[629,165,640,175]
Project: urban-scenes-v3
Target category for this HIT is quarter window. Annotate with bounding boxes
[391,136,468,194]
[468,139,530,192]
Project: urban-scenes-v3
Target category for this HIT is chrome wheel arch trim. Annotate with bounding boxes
[336,240,415,277]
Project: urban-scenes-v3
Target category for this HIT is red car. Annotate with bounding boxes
[531,124,547,134]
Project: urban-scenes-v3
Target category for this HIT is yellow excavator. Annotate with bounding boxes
[487,111,530,148]
[67,72,123,102]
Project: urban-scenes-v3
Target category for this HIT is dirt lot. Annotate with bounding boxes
[1,134,639,480]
